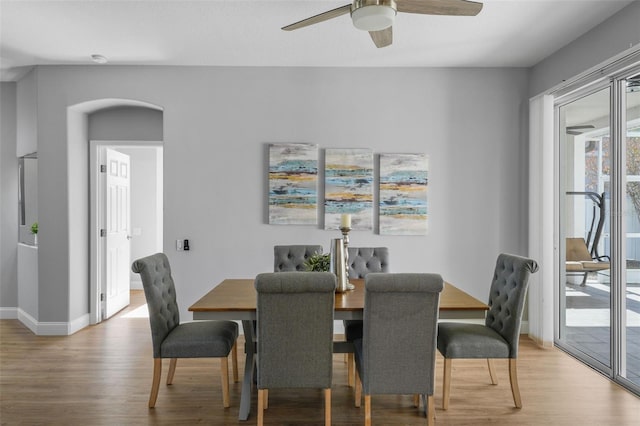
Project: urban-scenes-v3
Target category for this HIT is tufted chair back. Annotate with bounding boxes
[347,247,389,278]
[132,253,180,358]
[358,273,443,396]
[273,245,323,272]
[255,272,336,389]
[485,253,539,357]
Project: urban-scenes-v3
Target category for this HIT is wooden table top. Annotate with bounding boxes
[189,278,488,313]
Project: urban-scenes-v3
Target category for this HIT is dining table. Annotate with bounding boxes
[189,277,489,421]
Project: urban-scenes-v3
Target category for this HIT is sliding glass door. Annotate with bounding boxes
[557,69,640,395]
[559,86,612,370]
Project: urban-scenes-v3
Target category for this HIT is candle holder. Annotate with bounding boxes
[339,226,355,291]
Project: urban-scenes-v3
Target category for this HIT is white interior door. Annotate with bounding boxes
[104,148,131,319]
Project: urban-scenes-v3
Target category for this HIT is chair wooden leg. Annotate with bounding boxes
[257,389,265,426]
[509,358,523,408]
[231,341,239,383]
[324,388,331,426]
[264,389,269,409]
[364,395,371,426]
[166,358,177,385]
[149,358,162,408]
[426,395,435,426]
[413,394,420,408]
[221,357,230,408]
[347,353,355,387]
[487,358,498,385]
[442,357,452,410]
[355,368,362,408]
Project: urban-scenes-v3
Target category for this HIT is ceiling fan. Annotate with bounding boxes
[282,0,484,48]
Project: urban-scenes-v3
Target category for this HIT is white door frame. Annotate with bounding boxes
[89,140,163,324]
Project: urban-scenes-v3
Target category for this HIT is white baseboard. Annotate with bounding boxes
[16,309,90,336]
[0,307,18,319]
[130,279,143,290]
[35,321,74,336]
[68,314,90,335]
[17,309,38,334]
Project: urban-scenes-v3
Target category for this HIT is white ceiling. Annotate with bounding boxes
[0,0,634,81]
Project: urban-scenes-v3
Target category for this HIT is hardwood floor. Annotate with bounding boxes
[1,290,638,425]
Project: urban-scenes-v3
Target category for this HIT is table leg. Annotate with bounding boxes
[239,320,256,421]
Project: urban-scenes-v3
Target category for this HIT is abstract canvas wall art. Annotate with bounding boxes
[379,153,428,235]
[324,148,373,230]
[268,143,318,225]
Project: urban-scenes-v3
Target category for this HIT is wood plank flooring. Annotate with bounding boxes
[1,290,638,425]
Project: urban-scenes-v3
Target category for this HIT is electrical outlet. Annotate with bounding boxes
[176,239,183,251]
[183,239,190,251]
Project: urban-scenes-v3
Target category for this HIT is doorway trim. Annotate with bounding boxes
[89,140,163,324]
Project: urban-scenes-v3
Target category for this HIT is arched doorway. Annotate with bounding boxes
[67,98,163,325]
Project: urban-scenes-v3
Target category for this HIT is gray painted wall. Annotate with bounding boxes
[1,82,18,310]
[16,69,37,157]
[88,107,163,141]
[4,0,640,327]
[21,66,530,323]
[529,0,640,96]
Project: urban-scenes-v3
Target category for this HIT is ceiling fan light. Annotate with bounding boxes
[352,5,396,31]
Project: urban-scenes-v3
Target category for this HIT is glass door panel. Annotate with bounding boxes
[624,74,640,386]
[559,87,612,369]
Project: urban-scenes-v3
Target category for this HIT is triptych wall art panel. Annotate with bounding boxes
[379,153,428,236]
[268,143,318,225]
[324,148,374,230]
[267,144,428,235]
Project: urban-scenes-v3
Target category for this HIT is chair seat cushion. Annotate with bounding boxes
[437,322,510,359]
[160,320,238,359]
[344,320,363,342]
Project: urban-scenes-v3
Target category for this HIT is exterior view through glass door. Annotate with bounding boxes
[558,71,640,395]
[559,86,612,370]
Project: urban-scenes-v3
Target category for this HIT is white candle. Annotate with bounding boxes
[340,213,351,228]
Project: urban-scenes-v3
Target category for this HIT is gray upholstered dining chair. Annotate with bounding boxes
[132,253,239,408]
[257,244,324,334]
[347,247,390,280]
[254,272,336,426]
[437,253,539,410]
[344,247,389,386]
[273,245,323,272]
[353,273,443,426]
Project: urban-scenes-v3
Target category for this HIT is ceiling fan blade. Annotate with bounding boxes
[396,0,483,16]
[566,124,595,135]
[282,4,352,31]
[370,27,393,48]
[567,125,595,130]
